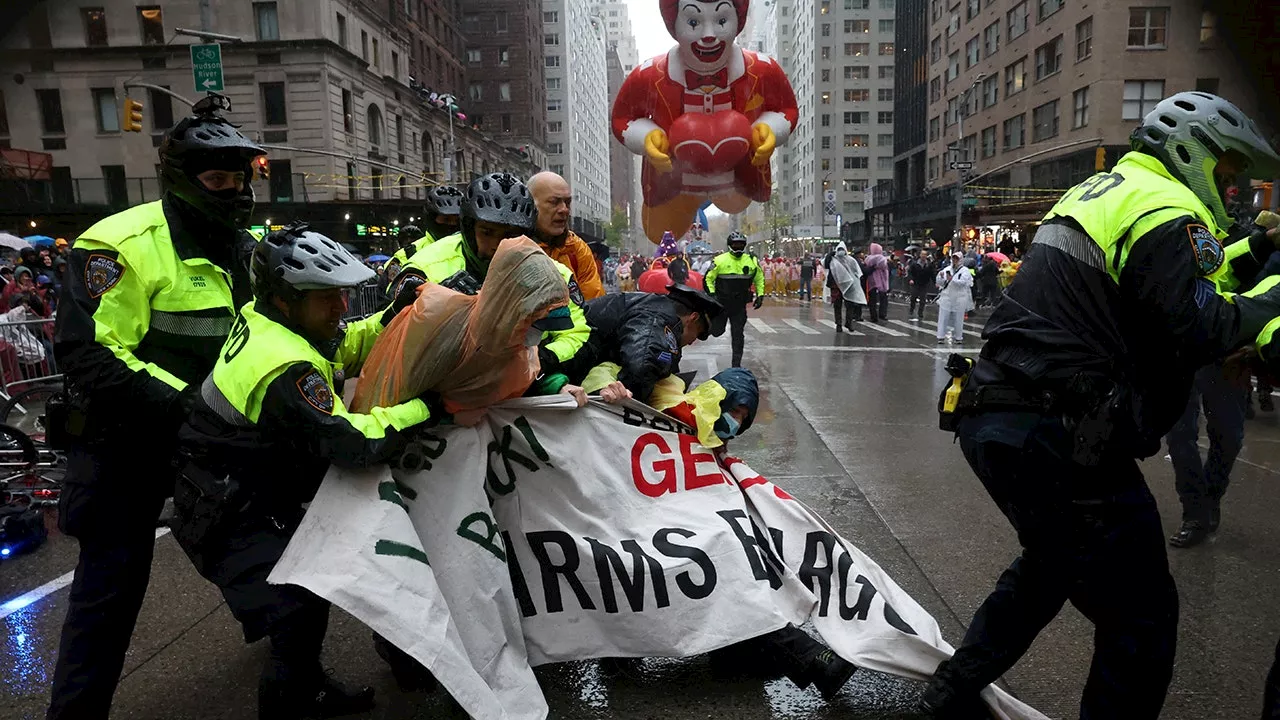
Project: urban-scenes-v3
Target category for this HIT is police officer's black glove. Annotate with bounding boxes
[418,390,454,427]
[439,270,482,296]
[169,383,202,426]
[380,275,424,326]
[752,295,764,310]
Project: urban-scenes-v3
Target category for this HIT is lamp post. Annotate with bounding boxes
[820,172,832,243]
[953,74,986,251]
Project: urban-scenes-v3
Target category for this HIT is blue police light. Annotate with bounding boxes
[0,547,10,557]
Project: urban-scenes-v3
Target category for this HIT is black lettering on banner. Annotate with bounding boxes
[768,527,787,564]
[884,600,918,636]
[486,421,551,497]
[653,528,718,600]
[799,531,838,617]
[615,404,695,435]
[526,530,597,613]
[717,509,784,590]
[586,537,671,613]
[457,511,507,562]
[502,531,538,618]
[835,552,875,621]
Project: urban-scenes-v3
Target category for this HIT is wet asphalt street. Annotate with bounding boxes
[5,296,1280,720]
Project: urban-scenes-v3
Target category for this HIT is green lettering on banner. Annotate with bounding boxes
[377,479,417,510]
[512,415,552,464]
[375,539,430,566]
[486,418,552,496]
[457,511,507,562]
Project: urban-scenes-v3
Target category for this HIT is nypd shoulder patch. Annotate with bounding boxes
[296,370,335,414]
[1187,224,1224,277]
[85,254,126,299]
[567,277,585,306]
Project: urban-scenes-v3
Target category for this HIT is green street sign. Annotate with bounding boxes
[190,43,224,93]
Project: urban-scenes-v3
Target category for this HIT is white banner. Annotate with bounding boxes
[269,398,1046,720]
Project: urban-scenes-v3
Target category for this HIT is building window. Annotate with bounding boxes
[342,89,353,132]
[36,89,64,134]
[543,11,558,23]
[1037,0,1063,22]
[821,136,831,150]
[984,21,1000,57]
[336,13,346,47]
[499,47,509,65]
[1003,114,1025,150]
[1076,17,1093,61]
[847,0,871,7]
[464,14,481,33]
[822,68,831,82]
[499,82,511,101]
[254,2,279,41]
[501,115,512,133]
[1034,36,1062,80]
[966,0,980,19]
[844,111,869,124]
[547,78,561,90]
[1007,1,1028,41]
[495,12,508,33]
[879,19,895,33]
[845,89,869,102]
[545,33,560,46]
[821,114,831,127]
[92,88,119,133]
[261,83,287,126]
[930,76,941,102]
[1128,8,1168,48]
[1200,10,1217,44]
[1071,86,1090,128]
[931,35,942,63]
[138,7,163,44]
[843,178,868,192]
[845,19,869,33]
[981,125,997,157]
[981,74,999,108]
[548,120,562,133]
[1122,79,1164,119]
[929,156,940,179]
[947,52,960,81]
[946,97,958,126]
[546,55,561,68]
[877,156,893,170]
[548,143,563,153]
[822,46,832,60]
[148,87,174,130]
[822,92,832,105]
[1004,57,1026,97]
[371,168,383,199]
[547,98,562,113]
[844,156,869,169]
[82,8,108,46]
[845,43,869,56]
[466,48,481,64]
[878,88,894,102]
[822,23,831,37]
[360,31,368,60]
[878,133,893,146]
[929,116,940,142]
[881,0,895,7]
[822,158,831,171]
[878,111,894,124]
[878,65,894,79]
[1196,77,1220,94]
[879,43,894,55]
[966,36,980,67]
[1032,100,1058,142]
[468,83,483,101]
[269,160,292,201]
[372,38,379,69]
[846,65,870,79]
[845,134,869,147]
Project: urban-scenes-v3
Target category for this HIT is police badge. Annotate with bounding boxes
[296,370,335,414]
[85,254,126,298]
[1186,224,1224,277]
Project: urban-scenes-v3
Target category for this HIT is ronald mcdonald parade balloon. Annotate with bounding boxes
[610,0,799,244]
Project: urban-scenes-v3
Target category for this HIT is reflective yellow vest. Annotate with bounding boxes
[706,252,764,297]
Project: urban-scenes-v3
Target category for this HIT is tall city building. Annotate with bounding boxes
[543,0,611,226]
[869,0,1272,248]
[776,0,900,239]
[0,0,538,243]
[599,0,641,245]
[462,1,549,169]
[598,2,640,73]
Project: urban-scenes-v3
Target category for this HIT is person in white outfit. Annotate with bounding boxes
[826,242,866,332]
[935,251,974,343]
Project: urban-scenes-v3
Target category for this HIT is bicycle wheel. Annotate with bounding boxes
[0,385,59,437]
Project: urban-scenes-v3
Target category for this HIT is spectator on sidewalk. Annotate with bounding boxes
[907,250,933,321]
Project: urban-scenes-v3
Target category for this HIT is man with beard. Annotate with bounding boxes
[529,171,605,300]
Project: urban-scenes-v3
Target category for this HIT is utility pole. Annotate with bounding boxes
[953,74,985,251]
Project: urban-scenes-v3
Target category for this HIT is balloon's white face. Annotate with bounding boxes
[673,0,739,70]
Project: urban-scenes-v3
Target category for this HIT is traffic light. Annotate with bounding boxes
[121,98,144,132]
[252,155,270,180]
[1094,146,1106,171]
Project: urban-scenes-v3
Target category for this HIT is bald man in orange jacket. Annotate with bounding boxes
[530,171,606,300]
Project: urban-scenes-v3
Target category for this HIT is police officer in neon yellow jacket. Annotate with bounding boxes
[171,223,428,719]
[920,92,1280,719]
[386,185,464,271]
[391,173,591,379]
[48,97,266,720]
[705,231,765,367]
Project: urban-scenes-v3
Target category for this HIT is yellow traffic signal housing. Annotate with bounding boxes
[253,155,270,180]
[121,98,144,132]
[1094,146,1106,171]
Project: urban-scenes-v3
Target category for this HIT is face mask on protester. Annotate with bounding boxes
[715,412,741,440]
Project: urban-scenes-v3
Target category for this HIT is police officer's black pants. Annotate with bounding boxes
[47,462,166,720]
[727,306,748,367]
[931,411,1179,719]
[1166,363,1245,526]
[1263,634,1280,718]
[799,274,813,300]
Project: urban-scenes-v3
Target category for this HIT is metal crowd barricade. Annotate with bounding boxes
[344,282,387,321]
[0,315,60,402]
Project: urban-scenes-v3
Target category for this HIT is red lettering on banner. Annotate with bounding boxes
[631,432,678,497]
[679,434,725,490]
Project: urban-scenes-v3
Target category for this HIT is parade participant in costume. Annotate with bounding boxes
[611,0,799,244]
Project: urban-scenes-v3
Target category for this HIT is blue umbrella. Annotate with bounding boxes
[24,235,55,247]
[366,254,391,263]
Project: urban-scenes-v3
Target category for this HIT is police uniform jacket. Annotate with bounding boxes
[567,292,689,403]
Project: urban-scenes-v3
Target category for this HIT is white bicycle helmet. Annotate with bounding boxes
[251,223,374,301]
[1131,92,1280,228]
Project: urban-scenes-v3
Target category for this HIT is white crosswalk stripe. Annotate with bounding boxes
[856,320,907,337]
[783,319,821,335]
[888,319,937,336]
[747,318,777,334]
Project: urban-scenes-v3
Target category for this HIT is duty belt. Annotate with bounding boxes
[958,384,1058,414]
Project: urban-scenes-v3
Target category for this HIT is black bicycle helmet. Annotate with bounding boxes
[397,224,423,249]
[251,223,374,302]
[159,93,266,229]
[425,185,464,217]
[727,231,748,253]
[462,173,535,230]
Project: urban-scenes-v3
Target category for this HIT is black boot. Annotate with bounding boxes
[1209,507,1221,533]
[758,626,857,699]
[917,662,995,719]
[1169,520,1210,548]
[372,632,438,692]
[807,647,858,700]
[259,668,375,719]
